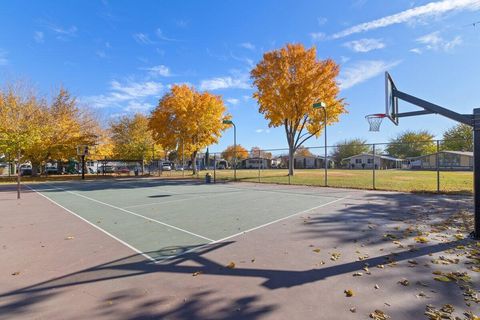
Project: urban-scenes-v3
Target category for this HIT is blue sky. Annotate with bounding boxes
[1,0,480,153]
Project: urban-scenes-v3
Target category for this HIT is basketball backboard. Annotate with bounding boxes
[385,72,399,125]
[76,145,89,156]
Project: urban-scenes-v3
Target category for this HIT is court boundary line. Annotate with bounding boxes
[154,195,348,264]
[26,184,157,262]
[44,184,214,242]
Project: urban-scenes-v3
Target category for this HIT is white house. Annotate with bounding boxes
[342,153,402,169]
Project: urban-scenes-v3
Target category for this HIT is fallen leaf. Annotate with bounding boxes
[344,289,354,297]
[192,271,203,277]
[349,307,356,313]
[398,279,409,286]
[353,272,363,277]
[374,284,379,289]
[369,309,390,320]
[11,271,20,276]
[226,262,235,269]
[312,248,321,253]
[65,236,74,240]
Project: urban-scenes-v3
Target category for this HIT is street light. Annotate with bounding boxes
[222,119,237,181]
[313,101,328,187]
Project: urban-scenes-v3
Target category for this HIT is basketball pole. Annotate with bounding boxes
[386,71,479,239]
[474,108,480,239]
[81,154,85,180]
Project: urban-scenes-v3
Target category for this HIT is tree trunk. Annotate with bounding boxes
[31,162,40,177]
[288,146,295,176]
[191,151,198,174]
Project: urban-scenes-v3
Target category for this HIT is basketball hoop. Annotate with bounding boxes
[365,113,387,132]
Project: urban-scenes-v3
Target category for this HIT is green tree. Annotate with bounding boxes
[330,139,370,165]
[386,130,436,159]
[442,123,473,151]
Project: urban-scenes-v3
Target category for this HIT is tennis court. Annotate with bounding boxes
[28,178,351,262]
[1,178,478,319]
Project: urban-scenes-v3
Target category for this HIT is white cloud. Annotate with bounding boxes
[317,17,328,26]
[410,48,422,54]
[43,23,77,40]
[339,60,401,90]
[142,65,171,77]
[310,32,326,41]
[255,129,270,133]
[83,79,163,110]
[133,33,154,44]
[332,0,480,38]
[200,74,250,91]
[34,31,44,43]
[226,98,239,105]
[0,50,8,65]
[156,28,179,42]
[416,31,462,51]
[123,101,154,113]
[340,56,351,64]
[344,38,385,52]
[240,42,255,50]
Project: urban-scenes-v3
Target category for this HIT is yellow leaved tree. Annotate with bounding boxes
[251,43,346,175]
[149,84,230,174]
[23,87,100,174]
[109,113,163,162]
[221,144,249,164]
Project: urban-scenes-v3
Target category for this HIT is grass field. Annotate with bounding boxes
[0,168,472,194]
[200,168,473,194]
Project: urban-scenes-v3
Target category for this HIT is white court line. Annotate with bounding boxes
[26,185,157,262]
[44,184,214,242]
[154,195,349,264]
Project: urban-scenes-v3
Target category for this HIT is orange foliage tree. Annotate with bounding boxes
[149,85,230,173]
[251,43,346,175]
[221,144,248,163]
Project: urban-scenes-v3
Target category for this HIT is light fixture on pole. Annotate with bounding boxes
[313,101,328,187]
[222,119,237,181]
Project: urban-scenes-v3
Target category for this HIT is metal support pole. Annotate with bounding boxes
[17,149,21,199]
[473,108,480,239]
[81,155,85,180]
[233,123,237,181]
[372,144,376,190]
[324,108,328,187]
[213,153,216,184]
[258,149,261,183]
[436,140,440,193]
[182,137,185,178]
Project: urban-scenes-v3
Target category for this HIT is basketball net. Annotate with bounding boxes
[365,114,387,132]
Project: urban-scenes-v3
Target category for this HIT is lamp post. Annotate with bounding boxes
[223,120,236,181]
[313,101,328,187]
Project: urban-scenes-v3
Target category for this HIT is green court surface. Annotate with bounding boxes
[29,179,348,261]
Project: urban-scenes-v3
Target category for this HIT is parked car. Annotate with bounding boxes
[116,167,130,174]
[162,164,172,171]
[98,165,115,174]
[45,166,58,175]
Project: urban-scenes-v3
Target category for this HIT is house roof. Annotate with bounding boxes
[408,150,473,159]
[342,153,403,161]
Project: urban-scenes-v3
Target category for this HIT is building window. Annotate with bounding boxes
[367,158,373,164]
[355,159,362,164]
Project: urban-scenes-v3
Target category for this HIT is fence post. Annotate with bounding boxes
[436,140,440,193]
[258,149,261,183]
[372,144,376,190]
[213,153,216,184]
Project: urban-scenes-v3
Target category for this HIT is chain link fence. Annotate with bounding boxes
[0,140,473,194]
[195,140,472,194]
